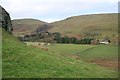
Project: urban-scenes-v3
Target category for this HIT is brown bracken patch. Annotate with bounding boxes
[59,53,119,70]
[89,58,118,70]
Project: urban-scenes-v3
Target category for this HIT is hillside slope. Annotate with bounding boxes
[2,28,118,78]
[48,44,118,70]
[12,13,118,44]
[49,13,118,43]
[12,19,46,36]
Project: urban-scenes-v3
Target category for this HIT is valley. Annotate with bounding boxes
[1,6,119,78]
[2,29,118,78]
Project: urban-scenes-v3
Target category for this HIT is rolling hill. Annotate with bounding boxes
[12,19,47,36]
[12,13,118,44]
[2,28,118,78]
[2,6,118,78]
[49,13,118,44]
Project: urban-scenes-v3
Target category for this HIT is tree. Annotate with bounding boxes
[70,37,77,43]
[75,39,80,44]
[83,38,92,44]
[64,36,70,43]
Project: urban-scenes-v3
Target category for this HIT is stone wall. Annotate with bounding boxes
[0,6,13,33]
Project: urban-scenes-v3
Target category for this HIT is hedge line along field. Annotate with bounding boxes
[2,28,118,78]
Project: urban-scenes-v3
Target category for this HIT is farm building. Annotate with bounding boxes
[99,39,111,44]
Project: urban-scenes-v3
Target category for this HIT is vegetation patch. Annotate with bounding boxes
[2,29,118,78]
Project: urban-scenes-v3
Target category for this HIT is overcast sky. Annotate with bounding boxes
[0,0,119,23]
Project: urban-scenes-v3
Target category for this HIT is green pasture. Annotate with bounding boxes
[48,44,118,59]
[48,44,94,54]
[2,29,118,78]
[79,45,118,59]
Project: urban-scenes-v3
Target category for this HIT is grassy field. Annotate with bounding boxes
[48,44,118,70]
[79,45,118,59]
[48,44,95,54]
[48,44,118,58]
[0,28,2,79]
[2,28,118,78]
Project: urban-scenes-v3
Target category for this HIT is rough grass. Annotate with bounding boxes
[0,28,2,78]
[12,19,46,36]
[2,29,118,78]
[12,13,118,44]
[49,13,118,44]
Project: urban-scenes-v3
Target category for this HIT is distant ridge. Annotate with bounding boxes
[49,13,118,44]
[12,19,47,36]
[12,13,118,44]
